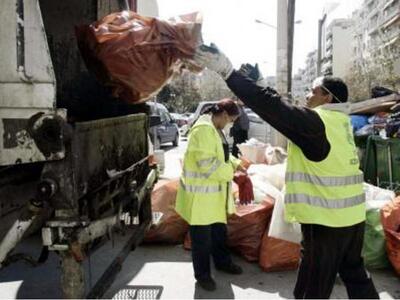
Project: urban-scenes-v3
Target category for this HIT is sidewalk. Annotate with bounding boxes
[0,140,399,299]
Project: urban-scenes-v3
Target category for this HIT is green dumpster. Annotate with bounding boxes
[362,136,400,191]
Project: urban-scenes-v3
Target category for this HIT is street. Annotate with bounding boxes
[0,137,399,299]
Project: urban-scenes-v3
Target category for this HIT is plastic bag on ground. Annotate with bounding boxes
[268,189,302,244]
[76,11,202,103]
[247,162,286,191]
[364,183,395,210]
[381,196,400,276]
[182,198,274,263]
[264,144,287,165]
[362,209,390,269]
[259,224,301,272]
[362,183,394,269]
[183,231,192,250]
[238,139,268,164]
[250,174,282,204]
[144,179,189,243]
[227,198,274,262]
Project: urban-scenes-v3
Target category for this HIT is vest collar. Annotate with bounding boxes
[319,103,351,114]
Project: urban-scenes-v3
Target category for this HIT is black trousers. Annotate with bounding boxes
[232,129,248,158]
[189,223,232,280]
[294,222,379,299]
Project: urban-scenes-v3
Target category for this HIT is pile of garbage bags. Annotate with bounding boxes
[381,196,400,276]
[351,106,400,138]
[238,139,287,164]
[144,139,400,275]
[362,183,394,269]
[144,152,301,272]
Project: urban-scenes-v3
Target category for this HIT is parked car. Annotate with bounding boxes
[181,102,274,145]
[148,102,179,149]
[170,113,189,127]
[181,101,218,137]
[246,109,274,144]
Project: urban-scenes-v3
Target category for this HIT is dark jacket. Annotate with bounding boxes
[226,70,330,162]
[231,105,249,133]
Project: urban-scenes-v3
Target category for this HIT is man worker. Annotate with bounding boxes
[192,45,379,299]
[230,99,250,157]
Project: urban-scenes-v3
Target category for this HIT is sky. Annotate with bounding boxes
[157,0,363,76]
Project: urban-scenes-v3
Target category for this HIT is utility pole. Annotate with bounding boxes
[274,0,296,148]
[317,14,326,76]
[287,0,296,98]
[276,0,288,97]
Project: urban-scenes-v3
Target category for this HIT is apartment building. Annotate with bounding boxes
[352,0,400,73]
[304,50,318,87]
[320,18,354,77]
[292,50,317,103]
[292,70,307,104]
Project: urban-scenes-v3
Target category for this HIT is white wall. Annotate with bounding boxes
[332,24,353,78]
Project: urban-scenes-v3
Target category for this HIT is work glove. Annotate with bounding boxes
[233,171,254,205]
[238,63,276,91]
[238,63,262,81]
[193,43,234,80]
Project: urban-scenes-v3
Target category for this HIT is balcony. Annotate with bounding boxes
[322,65,333,76]
[325,39,332,51]
[381,11,400,29]
[383,0,398,11]
[325,47,333,57]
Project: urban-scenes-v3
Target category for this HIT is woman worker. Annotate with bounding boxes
[175,98,247,291]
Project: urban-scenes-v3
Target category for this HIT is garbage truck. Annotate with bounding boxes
[0,0,160,297]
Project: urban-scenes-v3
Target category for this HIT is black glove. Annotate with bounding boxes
[238,63,279,95]
[238,63,262,81]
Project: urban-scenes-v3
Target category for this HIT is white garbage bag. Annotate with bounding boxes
[247,162,286,191]
[363,183,395,210]
[265,144,287,165]
[250,174,281,204]
[238,138,268,164]
[268,189,301,244]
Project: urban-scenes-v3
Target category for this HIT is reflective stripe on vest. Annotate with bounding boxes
[180,180,222,193]
[197,157,217,168]
[286,172,364,186]
[185,158,222,179]
[285,193,365,209]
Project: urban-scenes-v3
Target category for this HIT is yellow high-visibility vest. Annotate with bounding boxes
[284,108,365,227]
[175,115,241,225]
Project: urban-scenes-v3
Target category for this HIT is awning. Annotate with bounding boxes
[384,35,400,48]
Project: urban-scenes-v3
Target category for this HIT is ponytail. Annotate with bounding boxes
[201,98,239,116]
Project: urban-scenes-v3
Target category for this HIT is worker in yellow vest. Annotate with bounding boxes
[176,99,247,291]
[192,45,379,299]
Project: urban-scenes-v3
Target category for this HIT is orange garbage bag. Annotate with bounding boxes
[182,197,274,262]
[259,225,301,272]
[144,179,189,244]
[227,198,274,262]
[76,11,202,103]
[381,196,400,276]
[183,232,192,251]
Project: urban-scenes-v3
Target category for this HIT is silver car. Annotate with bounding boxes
[182,102,273,144]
